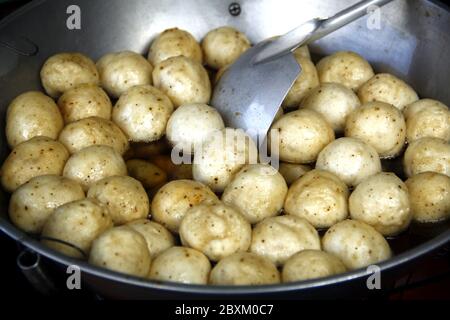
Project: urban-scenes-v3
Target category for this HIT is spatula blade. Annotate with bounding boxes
[211,43,301,143]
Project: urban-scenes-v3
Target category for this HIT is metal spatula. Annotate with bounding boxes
[211,0,393,144]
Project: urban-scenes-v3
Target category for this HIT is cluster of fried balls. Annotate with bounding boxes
[1,26,449,286]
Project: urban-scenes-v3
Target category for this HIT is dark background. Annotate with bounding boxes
[0,0,45,299]
[0,0,449,300]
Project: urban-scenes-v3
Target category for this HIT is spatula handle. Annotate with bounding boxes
[253,0,394,64]
[312,0,393,41]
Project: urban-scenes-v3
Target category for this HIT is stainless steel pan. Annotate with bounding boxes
[0,0,449,299]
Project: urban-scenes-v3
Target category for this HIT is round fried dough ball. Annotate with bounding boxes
[357,73,419,111]
[282,250,347,282]
[278,163,312,186]
[403,137,450,177]
[9,175,85,234]
[293,45,311,60]
[40,52,100,98]
[57,84,112,123]
[152,56,211,108]
[269,109,335,164]
[301,82,361,133]
[282,57,319,108]
[151,154,193,181]
[349,172,411,236]
[148,28,202,66]
[149,247,211,284]
[151,179,218,233]
[112,85,174,142]
[125,140,171,160]
[202,26,251,70]
[63,145,127,191]
[6,91,63,147]
[316,51,374,91]
[58,117,129,155]
[166,103,225,154]
[345,101,406,158]
[126,159,167,189]
[404,99,450,143]
[87,176,149,225]
[250,215,321,266]
[179,202,252,261]
[42,199,113,258]
[316,137,382,187]
[284,169,349,229]
[210,252,280,286]
[1,137,69,193]
[89,226,151,277]
[96,51,153,98]
[322,219,392,270]
[127,219,175,258]
[406,172,450,223]
[192,128,258,192]
[214,64,229,84]
[222,164,288,224]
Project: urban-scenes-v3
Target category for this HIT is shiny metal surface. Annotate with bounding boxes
[211,41,300,143]
[253,0,394,64]
[0,0,449,298]
[213,0,394,139]
[17,249,58,295]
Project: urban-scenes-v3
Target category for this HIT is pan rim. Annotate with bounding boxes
[1,215,449,295]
